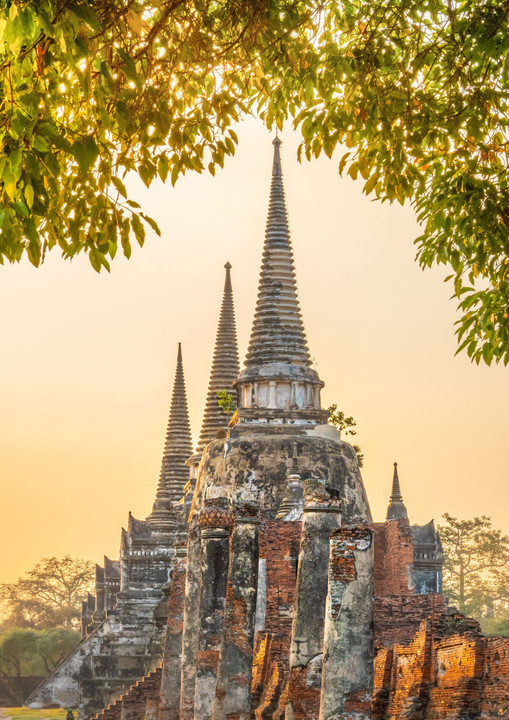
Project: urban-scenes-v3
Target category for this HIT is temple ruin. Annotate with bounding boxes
[28,139,509,720]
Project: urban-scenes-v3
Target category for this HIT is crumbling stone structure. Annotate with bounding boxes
[29,267,240,717]
[30,139,508,719]
[28,345,193,715]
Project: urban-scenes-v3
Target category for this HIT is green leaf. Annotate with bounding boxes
[117,48,139,86]
[68,2,101,31]
[33,136,50,153]
[24,185,34,209]
[364,174,378,195]
[131,213,145,247]
[115,101,130,132]
[71,136,99,174]
[141,213,161,237]
[157,156,169,183]
[13,201,29,218]
[111,176,127,198]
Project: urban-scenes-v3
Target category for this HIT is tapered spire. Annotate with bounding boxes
[234,138,325,424]
[244,137,311,368]
[148,343,193,527]
[195,263,240,456]
[386,462,408,520]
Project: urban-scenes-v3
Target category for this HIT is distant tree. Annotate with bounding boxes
[32,627,81,674]
[327,404,364,468]
[438,514,509,623]
[0,556,94,630]
[217,389,237,418]
[481,610,509,637]
[0,628,36,678]
[0,626,80,702]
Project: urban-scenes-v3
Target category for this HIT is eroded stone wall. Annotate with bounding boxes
[373,614,509,720]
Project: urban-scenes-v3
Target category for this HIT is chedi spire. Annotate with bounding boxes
[386,462,408,520]
[235,137,326,424]
[195,262,240,456]
[148,343,193,526]
[244,137,311,368]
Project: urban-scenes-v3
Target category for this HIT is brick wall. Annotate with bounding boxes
[372,519,414,597]
[375,594,447,647]
[252,521,301,719]
[373,610,509,720]
[482,636,509,718]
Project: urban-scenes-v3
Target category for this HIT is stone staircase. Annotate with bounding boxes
[93,665,162,720]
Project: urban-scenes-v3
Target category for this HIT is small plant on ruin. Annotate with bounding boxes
[217,390,236,417]
[327,405,357,436]
[327,404,364,468]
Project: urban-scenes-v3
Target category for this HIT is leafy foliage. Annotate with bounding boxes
[438,514,509,623]
[327,403,357,436]
[327,403,364,467]
[0,626,80,677]
[0,556,94,630]
[0,1,508,362]
[481,610,509,636]
[216,389,236,417]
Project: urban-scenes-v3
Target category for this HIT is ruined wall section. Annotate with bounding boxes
[159,555,187,720]
[372,520,414,597]
[373,612,509,720]
[371,518,447,649]
[482,637,509,718]
[251,521,301,719]
[375,595,447,648]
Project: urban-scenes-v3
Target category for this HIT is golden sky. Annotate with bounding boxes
[1,118,508,583]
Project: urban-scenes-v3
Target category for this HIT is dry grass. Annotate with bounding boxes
[0,709,67,720]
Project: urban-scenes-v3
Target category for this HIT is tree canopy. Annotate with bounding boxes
[438,514,509,628]
[0,626,80,677]
[0,626,80,702]
[0,0,508,363]
[0,556,95,630]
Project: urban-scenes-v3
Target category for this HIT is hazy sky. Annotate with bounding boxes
[1,117,508,583]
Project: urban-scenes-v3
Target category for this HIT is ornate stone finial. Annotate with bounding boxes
[291,441,299,474]
[276,443,304,519]
[234,139,326,424]
[198,498,235,531]
[192,263,240,460]
[386,462,408,520]
[148,343,193,528]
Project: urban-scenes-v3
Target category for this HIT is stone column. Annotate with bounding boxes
[212,502,260,720]
[286,480,342,720]
[320,527,374,720]
[93,565,105,624]
[159,542,188,720]
[193,499,234,720]
[180,522,202,720]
